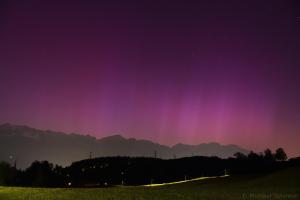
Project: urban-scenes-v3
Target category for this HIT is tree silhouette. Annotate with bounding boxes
[0,162,16,186]
[234,152,247,160]
[247,151,261,161]
[264,149,275,161]
[274,148,287,161]
[23,161,62,187]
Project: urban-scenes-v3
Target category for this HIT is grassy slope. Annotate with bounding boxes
[0,166,299,200]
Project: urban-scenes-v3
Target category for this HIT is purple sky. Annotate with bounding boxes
[0,0,300,156]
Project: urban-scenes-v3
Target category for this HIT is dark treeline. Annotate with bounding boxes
[0,148,299,188]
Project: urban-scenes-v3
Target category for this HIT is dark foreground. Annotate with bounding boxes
[0,166,299,200]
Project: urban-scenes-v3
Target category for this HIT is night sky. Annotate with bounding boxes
[0,0,300,156]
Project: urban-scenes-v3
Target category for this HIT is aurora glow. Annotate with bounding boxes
[0,1,299,156]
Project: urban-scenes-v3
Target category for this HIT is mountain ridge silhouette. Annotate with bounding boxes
[0,123,249,168]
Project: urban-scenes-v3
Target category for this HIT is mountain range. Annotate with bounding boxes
[0,123,249,168]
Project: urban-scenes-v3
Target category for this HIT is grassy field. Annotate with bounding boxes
[0,166,299,200]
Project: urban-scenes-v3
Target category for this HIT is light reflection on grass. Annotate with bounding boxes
[143,175,229,187]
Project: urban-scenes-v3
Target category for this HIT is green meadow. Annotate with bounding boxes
[0,166,299,200]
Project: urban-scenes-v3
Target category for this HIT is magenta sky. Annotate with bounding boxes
[0,0,300,156]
